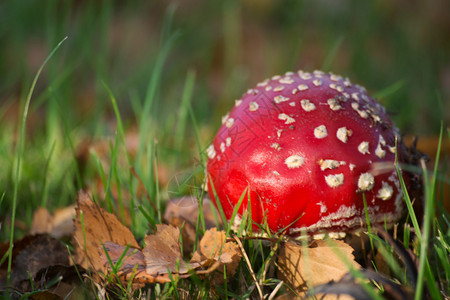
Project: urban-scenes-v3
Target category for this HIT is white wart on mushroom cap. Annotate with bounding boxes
[207,70,407,236]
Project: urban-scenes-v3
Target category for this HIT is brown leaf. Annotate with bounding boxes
[31,205,76,238]
[277,239,360,294]
[164,196,222,256]
[72,190,139,272]
[101,225,192,284]
[101,227,241,285]
[10,235,70,289]
[0,234,43,288]
[100,241,172,284]
[143,224,191,275]
[190,228,241,283]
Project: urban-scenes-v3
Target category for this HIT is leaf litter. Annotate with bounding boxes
[100,225,242,285]
[3,188,366,299]
[277,239,361,297]
[0,234,87,299]
[72,190,140,273]
[164,195,221,255]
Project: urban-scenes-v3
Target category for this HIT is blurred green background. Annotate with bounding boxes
[2,0,449,133]
[0,0,449,237]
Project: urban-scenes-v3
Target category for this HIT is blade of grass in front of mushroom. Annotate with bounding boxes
[367,233,405,283]
[207,174,229,231]
[362,193,374,251]
[395,139,422,242]
[245,188,253,236]
[273,213,305,238]
[226,187,248,237]
[403,215,412,249]
[395,133,443,299]
[237,209,249,237]
[434,208,450,293]
[414,125,444,300]
[193,190,214,251]
[7,36,67,285]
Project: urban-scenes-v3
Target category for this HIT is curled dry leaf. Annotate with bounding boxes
[73,190,139,272]
[277,239,360,295]
[191,228,241,284]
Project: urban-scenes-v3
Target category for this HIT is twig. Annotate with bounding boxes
[268,281,283,300]
[233,236,264,299]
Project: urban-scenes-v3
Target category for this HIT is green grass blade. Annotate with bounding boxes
[175,70,196,151]
[226,187,248,237]
[7,36,67,285]
[415,126,444,300]
[362,193,374,250]
[136,28,180,168]
[40,140,56,207]
[394,139,422,242]
[188,102,205,166]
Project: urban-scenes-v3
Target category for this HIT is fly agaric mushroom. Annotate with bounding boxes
[206,70,411,238]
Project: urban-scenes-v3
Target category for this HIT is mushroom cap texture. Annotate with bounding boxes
[206,70,409,236]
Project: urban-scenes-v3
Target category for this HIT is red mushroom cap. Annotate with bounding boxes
[206,70,408,237]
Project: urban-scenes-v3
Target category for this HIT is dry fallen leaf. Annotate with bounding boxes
[164,196,220,229]
[164,196,222,255]
[7,235,71,292]
[143,224,191,275]
[101,226,241,285]
[191,228,241,284]
[277,239,360,295]
[100,225,191,284]
[101,241,175,284]
[73,190,139,272]
[31,205,76,238]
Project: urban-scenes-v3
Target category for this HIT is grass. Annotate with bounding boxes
[1,0,449,299]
